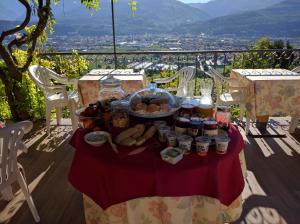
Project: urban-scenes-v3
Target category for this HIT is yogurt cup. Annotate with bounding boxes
[215,135,230,154]
[166,131,177,147]
[158,126,171,143]
[195,136,211,156]
[177,135,193,154]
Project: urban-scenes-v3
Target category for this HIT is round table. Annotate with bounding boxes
[68,124,245,224]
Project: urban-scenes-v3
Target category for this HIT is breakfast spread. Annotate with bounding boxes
[77,82,232,160]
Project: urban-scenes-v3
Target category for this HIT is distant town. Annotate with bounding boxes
[45,34,300,52]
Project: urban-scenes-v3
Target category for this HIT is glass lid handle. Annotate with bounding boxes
[149,82,157,91]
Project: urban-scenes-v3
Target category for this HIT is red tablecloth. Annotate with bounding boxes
[68,125,245,209]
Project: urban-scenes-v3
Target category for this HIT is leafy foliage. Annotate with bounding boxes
[0,49,89,121]
[233,37,294,69]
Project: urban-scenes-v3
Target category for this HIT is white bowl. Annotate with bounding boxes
[84,131,109,147]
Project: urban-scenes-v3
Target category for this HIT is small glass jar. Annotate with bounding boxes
[180,104,194,118]
[203,120,218,137]
[174,117,190,134]
[158,126,171,143]
[99,76,125,101]
[188,120,203,137]
[111,100,129,128]
[177,135,193,154]
[215,106,231,129]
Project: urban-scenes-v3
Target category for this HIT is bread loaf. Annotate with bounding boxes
[120,137,137,146]
[135,136,146,146]
[131,124,145,139]
[115,128,138,144]
[143,126,157,140]
[127,146,146,156]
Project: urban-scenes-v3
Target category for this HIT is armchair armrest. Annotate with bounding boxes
[153,73,179,84]
[44,84,68,100]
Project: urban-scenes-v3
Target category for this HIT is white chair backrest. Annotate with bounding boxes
[0,121,32,190]
[29,65,54,86]
[28,65,69,99]
[176,67,196,97]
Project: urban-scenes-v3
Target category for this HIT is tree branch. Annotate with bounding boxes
[0,45,22,80]
[0,0,31,43]
[21,0,51,72]
[8,34,27,64]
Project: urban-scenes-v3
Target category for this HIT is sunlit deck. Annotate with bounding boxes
[0,118,299,224]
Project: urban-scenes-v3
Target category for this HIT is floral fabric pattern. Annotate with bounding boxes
[84,195,243,224]
[230,69,300,119]
[78,70,147,106]
[83,153,246,224]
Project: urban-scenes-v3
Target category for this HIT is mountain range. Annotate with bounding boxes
[0,0,299,37]
[181,0,300,37]
[189,0,283,18]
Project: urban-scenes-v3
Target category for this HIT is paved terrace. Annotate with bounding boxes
[0,118,299,224]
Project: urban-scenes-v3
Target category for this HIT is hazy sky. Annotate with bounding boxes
[178,0,211,3]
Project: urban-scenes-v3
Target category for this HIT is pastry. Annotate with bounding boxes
[160,103,170,112]
[147,104,160,113]
[135,103,147,112]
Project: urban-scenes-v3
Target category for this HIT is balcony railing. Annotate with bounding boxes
[39,49,300,72]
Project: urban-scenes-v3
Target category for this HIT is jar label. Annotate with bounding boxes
[188,128,199,136]
[175,126,187,134]
[204,129,218,137]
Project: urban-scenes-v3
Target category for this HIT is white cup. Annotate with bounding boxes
[195,136,210,156]
[215,135,230,154]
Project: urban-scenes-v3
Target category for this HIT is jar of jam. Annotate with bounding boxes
[180,104,194,118]
[188,121,203,137]
[203,120,218,137]
[175,117,190,134]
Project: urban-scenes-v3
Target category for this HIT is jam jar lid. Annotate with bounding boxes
[190,120,203,127]
[203,120,218,129]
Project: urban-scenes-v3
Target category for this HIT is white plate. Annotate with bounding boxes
[84,131,109,147]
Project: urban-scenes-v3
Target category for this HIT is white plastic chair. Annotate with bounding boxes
[0,121,40,222]
[203,66,250,134]
[28,65,79,134]
[154,67,196,97]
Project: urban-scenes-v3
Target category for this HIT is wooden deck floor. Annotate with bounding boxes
[0,118,300,224]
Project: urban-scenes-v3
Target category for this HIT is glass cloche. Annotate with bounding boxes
[128,82,181,118]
